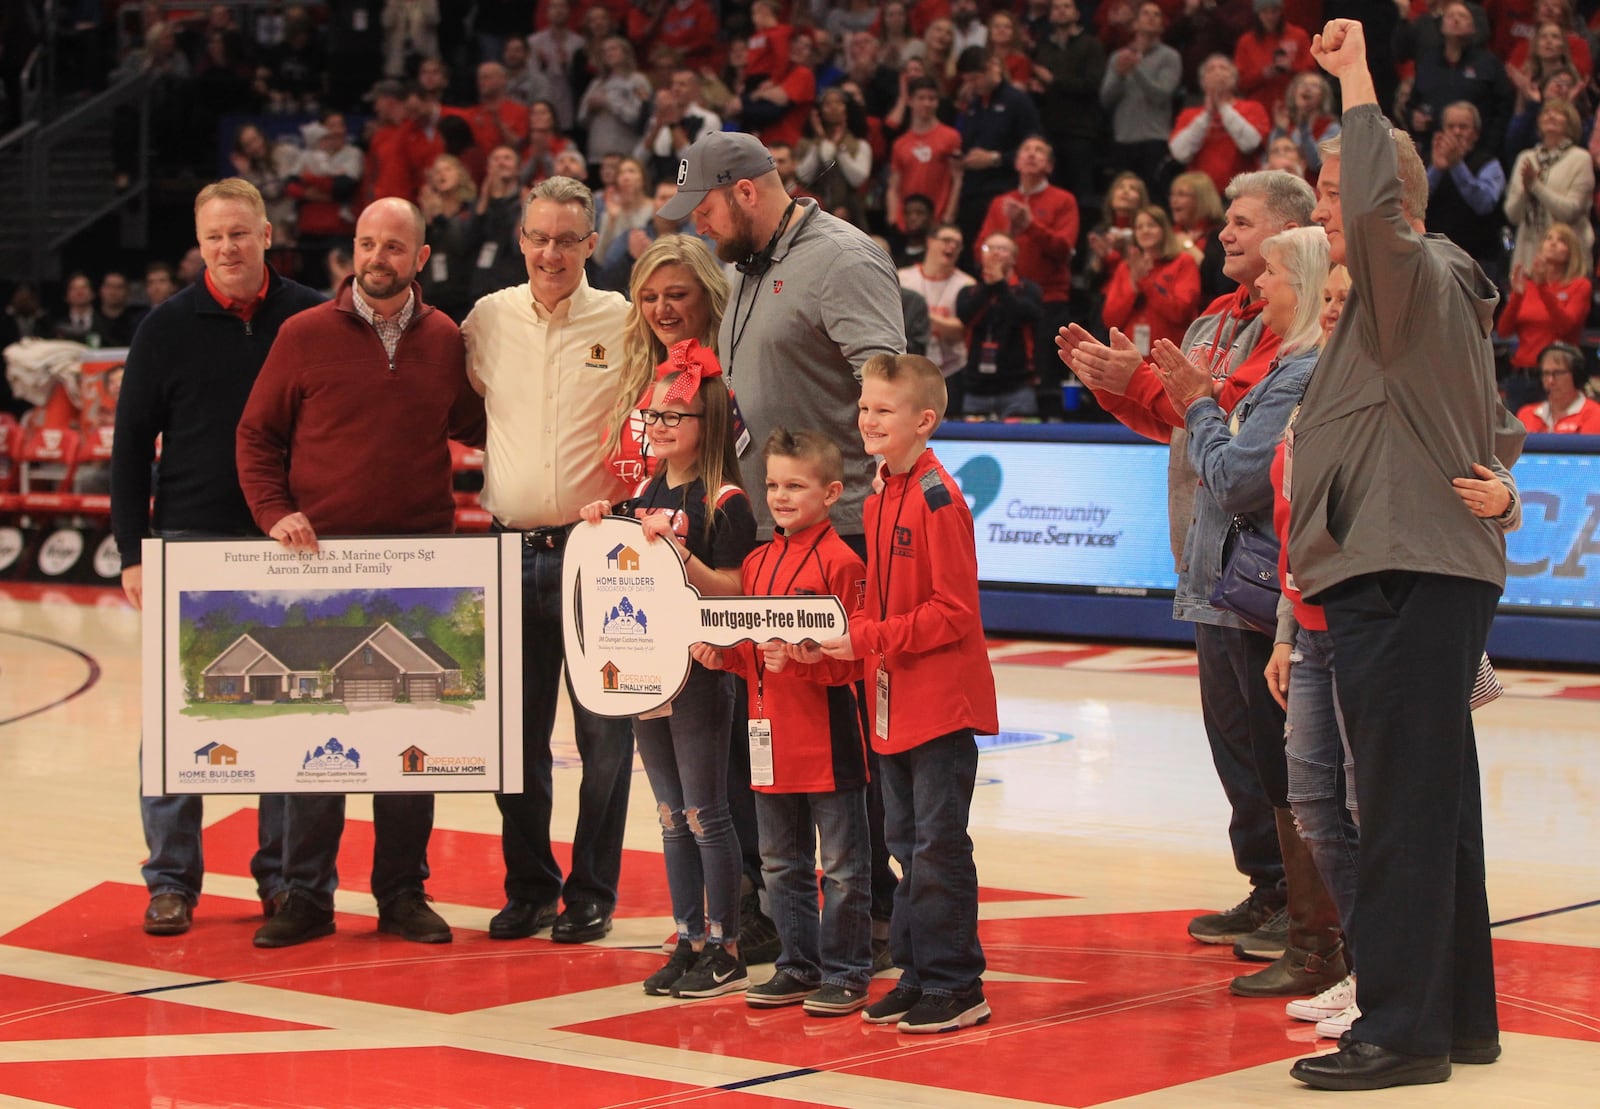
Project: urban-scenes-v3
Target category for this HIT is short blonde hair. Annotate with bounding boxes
[1541,221,1588,281]
[861,352,948,424]
[194,177,266,220]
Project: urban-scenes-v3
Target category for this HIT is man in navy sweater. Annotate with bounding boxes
[111,178,324,938]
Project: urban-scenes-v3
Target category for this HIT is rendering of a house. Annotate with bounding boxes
[199,622,463,703]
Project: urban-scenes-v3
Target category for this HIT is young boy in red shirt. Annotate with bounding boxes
[800,352,999,1034]
[693,428,874,1016]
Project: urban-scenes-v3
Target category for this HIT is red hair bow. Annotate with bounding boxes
[655,338,723,405]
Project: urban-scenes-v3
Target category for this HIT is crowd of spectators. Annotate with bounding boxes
[12,0,1600,430]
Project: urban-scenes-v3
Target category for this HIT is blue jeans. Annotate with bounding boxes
[140,791,289,905]
[140,528,296,906]
[879,729,985,997]
[279,793,435,910]
[756,786,872,990]
[633,662,741,944]
[1194,623,1286,896]
[1284,627,1361,962]
[497,542,635,908]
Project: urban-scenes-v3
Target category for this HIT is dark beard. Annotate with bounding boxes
[715,202,761,265]
[358,268,408,301]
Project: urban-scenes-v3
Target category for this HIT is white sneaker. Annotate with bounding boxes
[1285,975,1356,1022]
[1314,1001,1360,1039]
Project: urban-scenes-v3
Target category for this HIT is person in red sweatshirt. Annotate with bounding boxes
[235,197,486,950]
[978,136,1079,418]
[798,352,998,1035]
[693,428,875,1017]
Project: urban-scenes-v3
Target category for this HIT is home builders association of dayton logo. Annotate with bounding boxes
[178,740,255,785]
[398,744,487,777]
[295,736,368,783]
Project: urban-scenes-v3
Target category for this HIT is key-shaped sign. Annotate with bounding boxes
[563,516,847,717]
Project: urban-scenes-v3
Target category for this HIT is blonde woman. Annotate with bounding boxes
[603,235,730,483]
[1504,97,1594,272]
[1101,204,1202,348]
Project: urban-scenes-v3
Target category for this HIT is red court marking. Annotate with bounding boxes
[565,910,1291,1107]
[0,1047,800,1109]
[0,976,322,1042]
[2,883,666,1015]
[197,810,1070,910]
[198,809,676,916]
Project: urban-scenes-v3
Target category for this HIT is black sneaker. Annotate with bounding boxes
[252,890,335,948]
[1188,891,1283,945]
[803,983,869,1017]
[1233,906,1290,961]
[644,939,699,996]
[378,891,453,944]
[897,985,992,1034]
[861,983,922,1024]
[671,944,750,998]
[870,936,895,975]
[746,968,818,1008]
[738,891,782,966]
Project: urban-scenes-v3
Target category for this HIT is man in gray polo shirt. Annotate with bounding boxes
[657,130,906,969]
[656,130,906,543]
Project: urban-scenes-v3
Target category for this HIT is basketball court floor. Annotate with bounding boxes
[2,581,1597,1107]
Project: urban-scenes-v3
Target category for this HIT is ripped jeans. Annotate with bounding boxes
[633,662,742,946]
[1285,626,1361,963]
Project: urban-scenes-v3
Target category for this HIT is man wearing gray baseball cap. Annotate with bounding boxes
[656,127,907,975]
[655,128,905,540]
[656,132,777,224]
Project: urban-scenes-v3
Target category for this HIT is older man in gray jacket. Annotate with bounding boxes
[1287,20,1523,1092]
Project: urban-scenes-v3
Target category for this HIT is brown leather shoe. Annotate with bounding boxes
[143,893,192,936]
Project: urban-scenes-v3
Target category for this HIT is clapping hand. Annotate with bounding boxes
[1152,338,1212,414]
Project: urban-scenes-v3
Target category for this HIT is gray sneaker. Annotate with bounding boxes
[803,983,870,1017]
[745,968,817,1008]
[1188,892,1283,945]
[1233,906,1290,962]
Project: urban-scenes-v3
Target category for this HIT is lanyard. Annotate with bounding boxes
[750,527,828,712]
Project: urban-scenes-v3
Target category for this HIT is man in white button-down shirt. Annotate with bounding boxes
[463,175,635,946]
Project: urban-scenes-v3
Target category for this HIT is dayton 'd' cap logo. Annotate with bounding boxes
[677,160,689,186]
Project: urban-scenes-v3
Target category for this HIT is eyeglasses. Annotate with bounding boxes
[520,228,593,252]
[639,409,703,427]
[1540,369,1573,379]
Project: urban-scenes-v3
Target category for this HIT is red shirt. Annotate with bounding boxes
[1101,252,1203,349]
[1094,288,1278,443]
[451,99,531,157]
[1497,277,1591,369]
[848,449,998,753]
[745,23,794,82]
[632,0,719,68]
[1233,24,1315,115]
[725,520,870,793]
[1517,395,1600,434]
[890,123,963,228]
[1170,100,1271,195]
[757,64,816,149]
[978,184,1080,302]
[362,123,417,206]
[203,267,271,323]
[1271,434,1326,632]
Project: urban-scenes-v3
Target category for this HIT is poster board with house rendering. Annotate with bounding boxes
[139,534,522,795]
